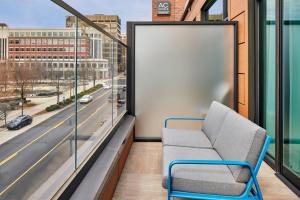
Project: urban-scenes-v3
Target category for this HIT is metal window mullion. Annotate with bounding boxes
[111,40,115,126]
[275,0,283,173]
[74,17,78,169]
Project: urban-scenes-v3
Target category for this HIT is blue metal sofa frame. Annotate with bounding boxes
[164,117,272,200]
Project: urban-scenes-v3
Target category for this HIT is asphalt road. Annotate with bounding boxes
[0,87,125,200]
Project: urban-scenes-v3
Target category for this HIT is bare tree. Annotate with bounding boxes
[0,103,9,125]
[13,63,33,115]
[0,61,12,93]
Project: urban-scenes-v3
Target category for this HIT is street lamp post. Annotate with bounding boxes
[21,84,24,116]
[93,70,96,87]
[69,79,72,99]
[56,76,60,104]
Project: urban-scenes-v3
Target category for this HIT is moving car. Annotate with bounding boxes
[103,83,112,90]
[79,95,93,104]
[7,115,33,130]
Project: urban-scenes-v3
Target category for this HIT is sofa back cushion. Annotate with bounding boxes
[201,101,230,145]
[213,110,266,183]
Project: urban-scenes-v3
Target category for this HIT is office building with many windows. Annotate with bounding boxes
[0,25,109,80]
[66,14,122,69]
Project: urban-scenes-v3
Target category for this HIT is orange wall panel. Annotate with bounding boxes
[238,43,248,74]
[238,73,246,105]
[232,12,246,44]
[230,0,247,19]
[229,0,249,117]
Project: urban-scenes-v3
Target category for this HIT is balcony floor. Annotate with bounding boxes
[113,142,299,200]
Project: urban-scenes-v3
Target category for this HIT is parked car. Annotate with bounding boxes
[79,95,93,104]
[7,115,33,130]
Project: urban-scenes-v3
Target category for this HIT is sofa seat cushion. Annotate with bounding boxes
[162,146,246,196]
[162,128,212,148]
[213,110,266,183]
[202,101,231,145]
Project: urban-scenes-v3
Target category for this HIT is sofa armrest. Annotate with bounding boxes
[168,160,262,199]
[164,117,206,128]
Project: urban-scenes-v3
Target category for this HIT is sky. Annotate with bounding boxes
[0,0,152,33]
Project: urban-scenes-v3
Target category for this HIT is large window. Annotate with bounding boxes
[202,0,228,21]
[260,0,276,159]
[282,0,300,183]
[258,0,300,190]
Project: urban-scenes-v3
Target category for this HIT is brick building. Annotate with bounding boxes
[152,0,186,21]
[0,24,109,80]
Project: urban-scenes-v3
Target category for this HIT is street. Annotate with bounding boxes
[0,87,125,200]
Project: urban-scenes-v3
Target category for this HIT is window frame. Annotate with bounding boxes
[254,0,300,195]
[201,0,228,21]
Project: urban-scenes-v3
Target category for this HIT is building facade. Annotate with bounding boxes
[0,25,109,80]
[152,0,186,21]
[66,14,122,70]
[0,24,8,62]
[66,14,121,39]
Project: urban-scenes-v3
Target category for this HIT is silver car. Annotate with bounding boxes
[79,95,93,104]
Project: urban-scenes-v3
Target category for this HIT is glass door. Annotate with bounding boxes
[259,0,300,191]
[282,0,300,188]
[260,0,276,160]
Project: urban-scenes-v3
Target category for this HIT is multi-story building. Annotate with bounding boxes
[0,25,109,80]
[0,23,8,62]
[66,14,121,39]
[120,33,127,45]
[120,33,127,72]
[66,14,122,73]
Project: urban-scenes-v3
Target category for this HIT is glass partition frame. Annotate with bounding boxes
[127,21,238,140]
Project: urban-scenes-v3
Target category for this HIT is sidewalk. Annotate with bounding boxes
[0,80,108,145]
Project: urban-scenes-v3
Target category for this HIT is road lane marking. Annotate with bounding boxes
[0,102,110,196]
[0,152,17,166]
[0,90,111,166]
[77,102,109,128]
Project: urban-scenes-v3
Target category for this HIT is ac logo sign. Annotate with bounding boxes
[156,1,171,15]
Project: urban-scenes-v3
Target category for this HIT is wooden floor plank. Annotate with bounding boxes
[113,142,299,200]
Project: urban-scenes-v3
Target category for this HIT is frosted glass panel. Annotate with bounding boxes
[134,25,235,138]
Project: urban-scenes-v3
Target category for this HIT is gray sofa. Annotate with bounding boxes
[161,101,267,196]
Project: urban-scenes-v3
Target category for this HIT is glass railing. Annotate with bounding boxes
[0,1,127,199]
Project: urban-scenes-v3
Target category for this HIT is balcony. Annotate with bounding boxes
[0,0,299,200]
[113,142,298,200]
